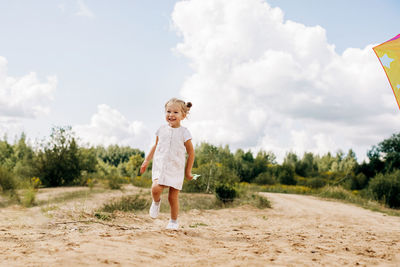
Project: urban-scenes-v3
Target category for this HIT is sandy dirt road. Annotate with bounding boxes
[1,188,399,266]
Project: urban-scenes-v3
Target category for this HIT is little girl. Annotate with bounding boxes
[140,98,195,230]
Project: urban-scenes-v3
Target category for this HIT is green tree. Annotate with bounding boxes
[0,137,14,169]
[36,126,86,186]
[283,152,298,171]
[316,152,335,172]
[369,170,400,208]
[339,149,357,173]
[234,149,256,183]
[12,133,36,179]
[253,150,276,178]
[96,145,144,167]
[376,133,400,173]
[296,152,318,177]
[276,164,296,185]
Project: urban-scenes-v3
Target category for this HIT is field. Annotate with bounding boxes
[1,185,400,266]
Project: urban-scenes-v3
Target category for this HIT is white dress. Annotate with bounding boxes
[152,124,192,190]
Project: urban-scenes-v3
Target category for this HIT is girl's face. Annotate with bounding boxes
[165,103,185,128]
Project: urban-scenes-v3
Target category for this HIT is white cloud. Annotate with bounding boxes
[172,0,400,162]
[75,0,94,18]
[73,104,151,151]
[58,3,66,12]
[0,56,57,119]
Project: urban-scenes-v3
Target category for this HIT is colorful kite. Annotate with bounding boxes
[373,34,400,109]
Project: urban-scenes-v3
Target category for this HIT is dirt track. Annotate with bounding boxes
[1,188,399,266]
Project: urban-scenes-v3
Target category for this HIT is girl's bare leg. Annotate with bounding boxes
[168,187,180,220]
[151,180,164,202]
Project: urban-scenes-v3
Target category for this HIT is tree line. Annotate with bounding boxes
[0,126,399,208]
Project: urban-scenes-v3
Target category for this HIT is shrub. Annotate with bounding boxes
[307,177,326,189]
[22,188,36,207]
[0,166,16,192]
[215,183,237,203]
[182,164,239,193]
[31,177,42,190]
[350,173,368,190]
[86,178,96,190]
[277,164,296,185]
[319,186,356,201]
[108,176,122,190]
[369,170,400,208]
[251,194,271,209]
[254,172,276,185]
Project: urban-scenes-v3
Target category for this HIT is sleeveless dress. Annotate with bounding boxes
[152,124,192,190]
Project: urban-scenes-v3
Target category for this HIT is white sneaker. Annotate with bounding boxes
[149,200,161,218]
[166,221,179,230]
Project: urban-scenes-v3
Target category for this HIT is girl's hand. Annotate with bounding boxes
[186,172,193,180]
[140,160,149,174]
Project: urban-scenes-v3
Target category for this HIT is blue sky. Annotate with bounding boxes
[0,0,399,161]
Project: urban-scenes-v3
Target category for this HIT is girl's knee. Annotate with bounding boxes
[168,194,176,203]
[152,183,164,195]
[168,189,179,202]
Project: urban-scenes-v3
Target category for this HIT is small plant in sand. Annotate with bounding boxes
[22,187,36,207]
[86,178,95,190]
[94,211,113,221]
[31,177,42,190]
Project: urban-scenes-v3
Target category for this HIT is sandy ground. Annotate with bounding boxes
[1,187,400,266]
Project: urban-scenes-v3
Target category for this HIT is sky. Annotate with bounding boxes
[0,0,399,162]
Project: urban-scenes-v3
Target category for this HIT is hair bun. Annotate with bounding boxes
[186,102,192,108]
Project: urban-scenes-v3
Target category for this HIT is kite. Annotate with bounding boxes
[373,34,400,109]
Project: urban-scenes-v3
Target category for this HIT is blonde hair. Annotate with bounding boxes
[165,98,192,117]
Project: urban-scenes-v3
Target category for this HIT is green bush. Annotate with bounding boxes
[307,177,326,189]
[22,188,36,207]
[0,166,16,192]
[369,170,400,208]
[182,163,239,193]
[215,183,237,203]
[277,164,296,185]
[108,176,122,190]
[254,172,276,185]
[350,173,368,190]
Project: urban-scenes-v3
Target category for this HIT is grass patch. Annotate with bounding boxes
[131,176,152,188]
[189,222,208,228]
[41,204,59,213]
[260,184,316,195]
[176,193,217,212]
[0,191,20,207]
[97,187,272,216]
[41,204,59,218]
[100,194,150,213]
[259,183,400,217]
[318,186,400,217]
[36,188,105,206]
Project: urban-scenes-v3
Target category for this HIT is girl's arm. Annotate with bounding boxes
[184,139,195,180]
[140,136,159,174]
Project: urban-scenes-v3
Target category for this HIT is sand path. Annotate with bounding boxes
[1,189,399,266]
